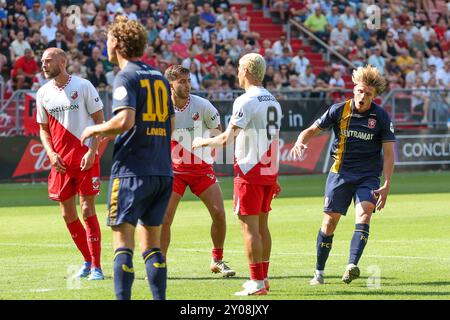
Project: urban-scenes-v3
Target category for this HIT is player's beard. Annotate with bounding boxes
[43,67,61,79]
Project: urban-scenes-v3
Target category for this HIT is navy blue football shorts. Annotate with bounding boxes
[107,175,173,227]
[323,172,380,216]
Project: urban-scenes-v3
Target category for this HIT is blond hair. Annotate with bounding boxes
[239,53,266,83]
[352,65,386,95]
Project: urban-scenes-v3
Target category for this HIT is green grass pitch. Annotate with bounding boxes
[0,171,449,300]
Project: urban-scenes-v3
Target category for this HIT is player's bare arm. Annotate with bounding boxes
[81,110,105,171]
[374,141,395,211]
[39,123,66,173]
[80,108,135,145]
[289,123,322,159]
[192,123,241,149]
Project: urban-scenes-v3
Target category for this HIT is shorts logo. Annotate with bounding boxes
[191,112,200,121]
[95,97,100,102]
[368,118,376,129]
[70,91,78,100]
[324,196,330,207]
[206,173,215,180]
[92,177,100,190]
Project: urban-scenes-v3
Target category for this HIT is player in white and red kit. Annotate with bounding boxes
[162,65,235,277]
[36,48,105,280]
[193,53,282,295]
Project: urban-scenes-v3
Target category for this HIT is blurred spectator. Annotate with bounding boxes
[278,63,290,87]
[403,21,420,45]
[187,2,200,30]
[434,17,447,42]
[264,48,278,70]
[276,47,292,68]
[106,0,123,22]
[367,46,386,75]
[176,19,193,46]
[289,0,309,23]
[196,43,218,74]
[271,33,292,57]
[427,46,444,70]
[77,32,96,57]
[29,30,46,60]
[326,5,340,29]
[189,62,203,90]
[329,70,345,89]
[216,48,233,67]
[42,1,59,27]
[410,76,429,123]
[11,48,38,90]
[420,19,437,42]
[220,64,237,89]
[299,65,316,95]
[271,0,290,23]
[426,33,443,57]
[234,6,260,44]
[136,0,152,25]
[218,18,238,44]
[317,63,333,83]
[31,68,49,91]
[159,19,176,45]
[40,15,57,43]
[146,18,160,45]
[105,65,119,88]
[82,0,97,22]
[386,58,403,80]
[436,59,450,88]
[85,46,104,76]
[153,0,170,29]
[10,14,30,40]
[76,15,95,42]
[88,62,108,90]
[193,19,210,44]
[381,32,401,60]
[422,64,438,83]
[396,48,415,75]
[259,39,272,56]
[11,31,31,58]
[171,32,190,60]
[329,20,349,55]
[396,31,409,50]
[47,31,68,51]
[304,7,329,42]
[263,65,275,87]
[141,46,158,68]
[311,78,330,99]
[405,62,424,86]
[226,38,243,63]
[213,0,231,14]
[209,32,223,55]
[409,32,427,58]
[290,49,310,75]
[200,3,216,29]
[339,6,357,31]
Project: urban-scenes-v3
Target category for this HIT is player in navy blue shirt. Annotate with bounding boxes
[290,65,395,285]
[81,16,174,300]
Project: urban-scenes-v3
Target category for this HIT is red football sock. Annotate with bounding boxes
[262,261,270,279]
[212,248,223,261]
[84,215,102,269]
[249,263,264,281]
[66,218,91,263]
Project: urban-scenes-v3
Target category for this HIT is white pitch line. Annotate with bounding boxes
[1,242,449,262]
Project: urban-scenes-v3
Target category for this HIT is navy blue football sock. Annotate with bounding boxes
[349,223,370,265]
[143,248,167,300]
[316,230,334,271]
[113,247,134,300]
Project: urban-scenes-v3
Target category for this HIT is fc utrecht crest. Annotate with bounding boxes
[368,118,376,129]
[71,91,78,100]
[92,177,100,190]
[191,112,200,121]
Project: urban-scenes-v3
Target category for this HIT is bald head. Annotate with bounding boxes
[41,48,68,79]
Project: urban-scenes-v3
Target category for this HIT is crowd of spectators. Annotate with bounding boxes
[0,0,448,106]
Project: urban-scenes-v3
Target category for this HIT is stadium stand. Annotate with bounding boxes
[0,0,449,136]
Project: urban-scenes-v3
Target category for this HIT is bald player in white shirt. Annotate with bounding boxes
[161,65,235,277]
[37,48,105,280]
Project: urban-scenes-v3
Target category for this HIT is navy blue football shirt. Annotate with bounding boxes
[315,99,396,176]
[110,61,174,178]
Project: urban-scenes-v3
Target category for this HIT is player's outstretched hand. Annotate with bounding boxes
[289,142,308,160]
[80,126,95,146]
[80,150,95,171]
[192,137,205,149]
[374,184,390,211]
[49,152,66,173]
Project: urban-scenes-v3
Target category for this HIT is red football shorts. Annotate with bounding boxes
[173,169,217,197]
[233,182,276,215]
[48,163,101,202]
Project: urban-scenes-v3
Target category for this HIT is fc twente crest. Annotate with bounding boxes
[368,118,376,129]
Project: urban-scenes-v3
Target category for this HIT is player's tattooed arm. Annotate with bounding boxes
[39,123,66,173]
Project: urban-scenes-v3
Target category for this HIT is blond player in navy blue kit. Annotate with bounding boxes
[291,65,395,285]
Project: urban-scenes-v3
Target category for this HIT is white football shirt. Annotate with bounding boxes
[230,86,282,185]
[36,75,104,168]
